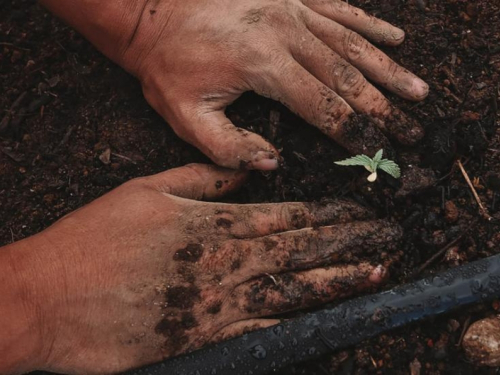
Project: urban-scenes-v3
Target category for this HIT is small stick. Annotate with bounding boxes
[0,42,31,51]
[0,91,27,132]
[415,230,470,277]
[442,66,461,93]
[112,152,138,164]
[457,159,492,221]
[457,316,471,347]
[266,273,278,285]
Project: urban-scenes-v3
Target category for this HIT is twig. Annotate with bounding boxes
[268,110,280,143]
[112,152,138,164]
[0,146,24,163]
[457,159,492,221]
[0,91,27,132]
[56,124,76,150]
[266,273,278,285]
[0,42,31,51]
[442,66,461,93]
[457,316,471,347]
[415,227,472,277]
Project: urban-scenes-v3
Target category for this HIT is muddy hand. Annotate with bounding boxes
[42,0,428,170]
[1,164,402,374]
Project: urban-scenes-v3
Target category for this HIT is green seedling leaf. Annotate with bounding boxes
[335,155,374,169]
[335,149,401,182]
[377,159,401,179]
[373,149,383,163]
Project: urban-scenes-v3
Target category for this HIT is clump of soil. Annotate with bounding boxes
[1,0,499,374]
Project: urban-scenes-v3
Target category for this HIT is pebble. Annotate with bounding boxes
[463,316,500,366]
[409,358,421,375]
[444,201,459,223]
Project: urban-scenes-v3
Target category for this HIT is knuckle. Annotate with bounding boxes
[200,240,248,276]
[255,47,294,87]
[343,31,369,61]
[383,61,402,84]
[335,0,351,13]
[182,163,211,181]
[336,64,366,97]
[173,167,206,197]
[313,87,352,134]
[205,132,243,165]
[243,2,299,27]
[276,205,294,230]
[278,204,310,230]
[122,176,155,192]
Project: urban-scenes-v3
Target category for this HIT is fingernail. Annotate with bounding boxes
[391,28,405,42]
[412,78,429,99]
[251,151,279,171]
[369,265,387,284]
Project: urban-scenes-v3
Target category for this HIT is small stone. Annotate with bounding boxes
[43,194,55,204]
[432,230,447,247]
[46,75,60,88]
[11,50,22,63]
[444,246,464,266]
[461,111,481,122]
[466,3,479,17]
[99,148,111,165]
[463,316,500,366]
[25,60,35,69]
[409,358,421,375]
[447,319,460,333]
[460,11,471,22]
[433,333,449,359]
[444,201,459,223]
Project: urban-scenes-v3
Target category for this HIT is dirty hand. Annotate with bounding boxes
[42,0,428,170]
[0,164,401,374]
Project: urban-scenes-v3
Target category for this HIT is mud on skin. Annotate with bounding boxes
[337,113,394,157]
[243,266,381,314]
[148,198,402,358]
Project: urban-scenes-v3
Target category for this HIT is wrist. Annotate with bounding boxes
[38,0,149,72]
[118,0,177,78]
[39,0,176,78]
[0,237,48,373]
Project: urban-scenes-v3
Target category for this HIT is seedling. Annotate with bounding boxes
[335,149,401,182]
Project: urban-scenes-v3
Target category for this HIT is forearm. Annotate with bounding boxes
[0,240,45,374]
[38,0,147,71]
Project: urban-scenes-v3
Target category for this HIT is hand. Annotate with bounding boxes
[120,0,428,169]
[6,164,402,374]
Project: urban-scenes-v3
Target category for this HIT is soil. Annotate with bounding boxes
[1,0,499,374]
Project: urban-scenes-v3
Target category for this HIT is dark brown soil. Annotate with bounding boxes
[1,0,499,374]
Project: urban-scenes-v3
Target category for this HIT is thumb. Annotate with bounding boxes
[173,109,280,171]
[141,163,248,201]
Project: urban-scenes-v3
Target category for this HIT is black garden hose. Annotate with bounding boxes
[128,253,500,375]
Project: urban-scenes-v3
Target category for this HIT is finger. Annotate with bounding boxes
[209,220,401,281]
[234,263,386,317]
[254,57,388,155]
[175,108,279,171]
[209,200,374,239]
[141,163,247,200]
[302,10,429,101]
[291,32,423,144]
[209,319,280,344]
[301,0,406,46]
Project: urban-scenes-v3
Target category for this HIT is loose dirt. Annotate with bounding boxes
[1,0,499,373]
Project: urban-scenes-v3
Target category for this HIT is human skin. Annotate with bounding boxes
[40,0,428,170]
[0,164,402,374]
